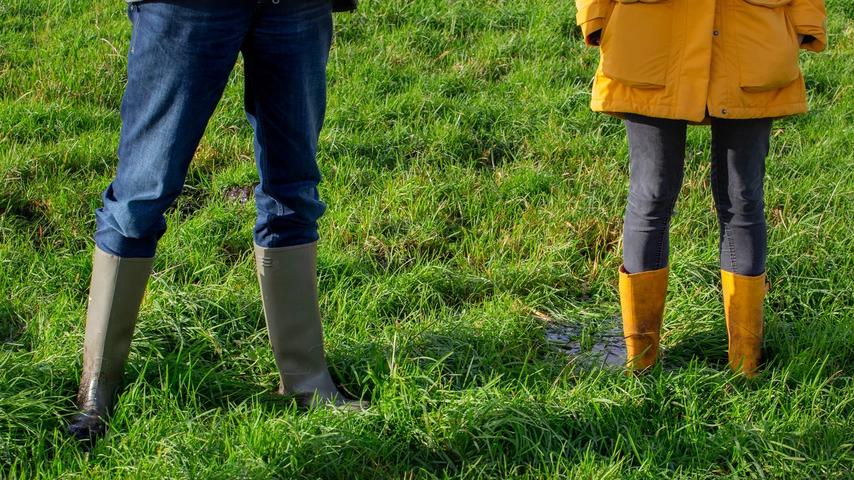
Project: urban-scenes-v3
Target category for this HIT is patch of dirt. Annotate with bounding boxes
[223,185,254,206]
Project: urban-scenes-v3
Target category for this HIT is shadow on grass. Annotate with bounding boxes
[5,322,850,477]
[663,323,829,380]
[0,300,27,349]
[664,326,729,371]
[113,321,558,414]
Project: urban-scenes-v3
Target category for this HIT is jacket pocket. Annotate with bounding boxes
[600,0,673,89]
[736,0,800,92]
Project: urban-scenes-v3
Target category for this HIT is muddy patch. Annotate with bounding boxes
[539,314,625,370]
[223,185,254,206]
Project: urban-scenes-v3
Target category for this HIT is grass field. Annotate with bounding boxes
[1,0,853,478]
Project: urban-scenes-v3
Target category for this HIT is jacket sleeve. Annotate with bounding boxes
[575,0,611,46]
[787,0,827,52]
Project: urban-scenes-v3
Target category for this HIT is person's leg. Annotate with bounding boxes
[710,117,772,377]
[620,114,687,370]
[710,118,771,277]
[70,0,251,444]
[244,0,332,249]
[622,114,688,273]
[244,0,363,408]
[95,0,250,258]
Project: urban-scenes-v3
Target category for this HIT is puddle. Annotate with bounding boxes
[540,315,626,370]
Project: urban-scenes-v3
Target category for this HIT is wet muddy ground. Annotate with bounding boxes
[541,315,626,370]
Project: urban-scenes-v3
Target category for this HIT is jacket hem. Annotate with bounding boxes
[591,100,808,122]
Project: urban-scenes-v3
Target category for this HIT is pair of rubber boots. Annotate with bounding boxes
[619,266,767,376]
[68,242,364,444]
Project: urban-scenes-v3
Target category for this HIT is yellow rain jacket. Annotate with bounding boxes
[575,0,827,122]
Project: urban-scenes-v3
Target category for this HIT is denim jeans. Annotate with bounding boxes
[95,0,333,258]
[622,114,772,276]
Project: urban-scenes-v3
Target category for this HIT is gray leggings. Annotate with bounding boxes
[622,114,771,276]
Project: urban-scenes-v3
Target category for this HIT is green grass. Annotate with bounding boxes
[1,0,853,478]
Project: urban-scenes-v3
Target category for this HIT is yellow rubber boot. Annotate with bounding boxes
[722,270,767,378]
[619,266,669,371]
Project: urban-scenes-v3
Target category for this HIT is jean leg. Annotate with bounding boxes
[622,114,688,274]
[710,118,772,276]
[95,1,250,258]
[243,0,333,248]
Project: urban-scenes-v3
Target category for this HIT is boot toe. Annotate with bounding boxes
[67,412,107,445]
[292,390,369,411]
[331,398,370,411]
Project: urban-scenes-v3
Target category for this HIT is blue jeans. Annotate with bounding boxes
[95,0,333,258]
[622,114,771,276]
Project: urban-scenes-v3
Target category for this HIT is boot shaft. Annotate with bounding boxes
[254,242,341,400]
[619,266,669,371]
[722,270,767,377]
[77,247,153,412]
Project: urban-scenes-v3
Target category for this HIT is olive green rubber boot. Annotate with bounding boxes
[68,246,153,445]
[255,242,366,410]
